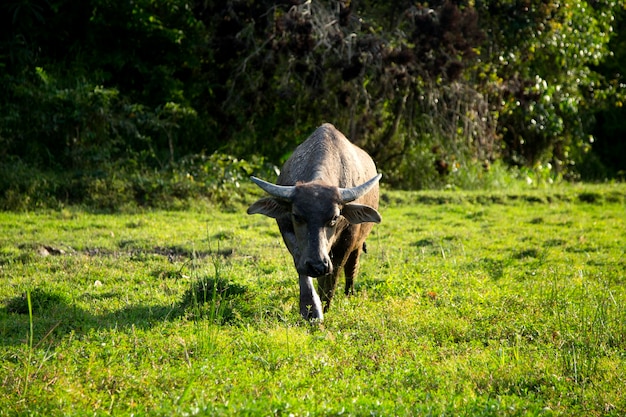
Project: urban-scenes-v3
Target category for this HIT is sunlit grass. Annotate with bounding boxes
[1,184,625,416]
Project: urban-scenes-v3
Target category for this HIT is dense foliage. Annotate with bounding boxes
[1,0,624,208]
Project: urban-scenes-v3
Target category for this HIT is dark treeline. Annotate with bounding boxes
[1,0,625,208]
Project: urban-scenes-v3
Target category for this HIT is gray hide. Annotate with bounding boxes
[247,123,382,320]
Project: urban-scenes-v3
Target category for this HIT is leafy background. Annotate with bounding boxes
[1,0,625,210]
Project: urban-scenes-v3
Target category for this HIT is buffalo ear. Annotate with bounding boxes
[342,204,382,224]
[247,198,290,219]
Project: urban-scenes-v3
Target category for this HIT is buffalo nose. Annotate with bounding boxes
[305,259,331,277]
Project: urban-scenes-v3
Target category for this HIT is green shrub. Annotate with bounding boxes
[0,152,276,211]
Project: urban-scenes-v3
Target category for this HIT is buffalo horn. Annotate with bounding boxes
[250,176,295,201]
[339,174,382,203]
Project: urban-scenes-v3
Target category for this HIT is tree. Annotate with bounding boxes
[477,0,622,177]
[0,0,624,194]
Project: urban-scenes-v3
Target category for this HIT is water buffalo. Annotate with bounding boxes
[247,123,382,320]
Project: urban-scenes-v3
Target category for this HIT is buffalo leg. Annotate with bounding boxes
[318,272,339,313]
[299,275,323,320]
[344,248,361,295]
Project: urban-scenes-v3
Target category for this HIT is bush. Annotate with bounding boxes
[0,153,276,212]
[0,0,623,205]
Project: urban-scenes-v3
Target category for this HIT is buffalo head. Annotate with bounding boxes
[247,174,382,278]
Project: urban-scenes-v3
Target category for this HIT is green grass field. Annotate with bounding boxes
[1,184,625,416]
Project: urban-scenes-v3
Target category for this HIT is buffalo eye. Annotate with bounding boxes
[327,215,340,228]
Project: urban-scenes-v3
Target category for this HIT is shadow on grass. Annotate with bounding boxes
[0,277,250,348]
[178,276,249,323]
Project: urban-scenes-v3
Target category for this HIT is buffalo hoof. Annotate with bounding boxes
[300,303,324,321]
